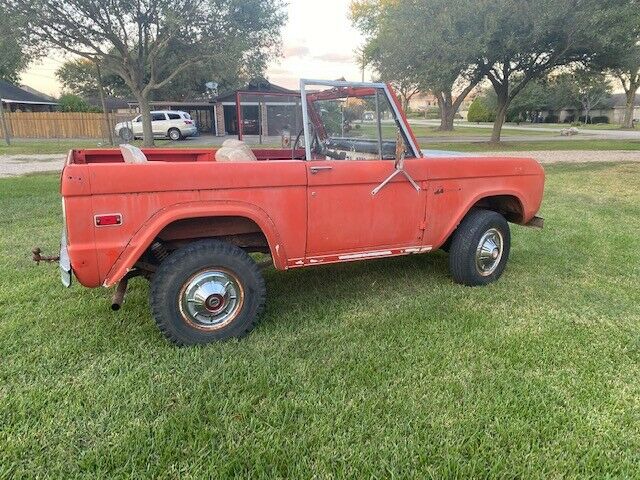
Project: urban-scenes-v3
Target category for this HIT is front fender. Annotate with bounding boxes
[103,200,285,287]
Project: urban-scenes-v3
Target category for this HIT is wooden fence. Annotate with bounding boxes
[0,112,135,139]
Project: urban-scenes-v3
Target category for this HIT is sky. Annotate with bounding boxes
[20,0,368,97]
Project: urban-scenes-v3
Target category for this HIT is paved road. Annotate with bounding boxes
[2,150,638,178]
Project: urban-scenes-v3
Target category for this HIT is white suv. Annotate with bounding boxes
[115,111,197,141]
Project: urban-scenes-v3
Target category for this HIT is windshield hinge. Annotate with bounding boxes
[371,159,421,196]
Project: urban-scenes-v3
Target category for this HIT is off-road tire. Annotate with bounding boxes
[448,209,511,286]
[168,128,182,141]
[150,240,266,345]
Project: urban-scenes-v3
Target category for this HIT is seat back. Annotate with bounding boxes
[120,144,148,164]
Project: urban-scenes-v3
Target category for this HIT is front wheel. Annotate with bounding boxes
[150,240,266,345]
[448,209,511,286]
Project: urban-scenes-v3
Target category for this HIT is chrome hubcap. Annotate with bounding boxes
[179,270,243,330]
[475,228,504,276]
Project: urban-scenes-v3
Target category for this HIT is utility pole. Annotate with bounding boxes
[0,101,11,146]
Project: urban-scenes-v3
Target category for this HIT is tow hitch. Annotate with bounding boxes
[32,247,60,264]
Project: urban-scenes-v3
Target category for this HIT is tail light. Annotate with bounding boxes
[95,214,123,227]
[184,120,193,125]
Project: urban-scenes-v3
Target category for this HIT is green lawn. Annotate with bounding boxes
[426,139,640,152]
[362,122,550,138]
[1,162,639,477]
[519,122,631,131]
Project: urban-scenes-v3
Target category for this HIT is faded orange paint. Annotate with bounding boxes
[60,85,544,289]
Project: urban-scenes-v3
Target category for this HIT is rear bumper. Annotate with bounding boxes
[181,127,197,137]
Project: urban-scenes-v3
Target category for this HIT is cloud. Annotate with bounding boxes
[284,46,310,58]
[313,53,354,63]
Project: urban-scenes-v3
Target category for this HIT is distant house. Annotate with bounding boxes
[544,93,640,124]
[84,96,133,114]
[127,79,299,136]
[408,88,481,120]
[0,80,59,112]
[215,79,298,136]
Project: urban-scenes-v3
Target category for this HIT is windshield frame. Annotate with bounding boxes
[299,79,422,161]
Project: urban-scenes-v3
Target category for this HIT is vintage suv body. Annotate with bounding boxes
[56,80,544,345]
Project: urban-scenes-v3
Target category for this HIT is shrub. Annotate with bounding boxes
[467,97,496,123]
[578,115,609,124]
[58,94,94,113]
[544,114,559,123]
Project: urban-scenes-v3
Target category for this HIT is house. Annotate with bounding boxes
[0,80,59,112]
[408,89,481,119]
[215,79,299,137]
[544,93,640,124]
[85,96,134,114]
[127,79,299,136]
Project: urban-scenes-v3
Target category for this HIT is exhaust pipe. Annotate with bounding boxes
[111,277,129,311]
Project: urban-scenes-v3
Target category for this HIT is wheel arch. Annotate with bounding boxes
[103,201,285,287]
[437,192,525,250]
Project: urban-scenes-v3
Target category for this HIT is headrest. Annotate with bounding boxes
[120,144,148,164]
[215,139,258,162]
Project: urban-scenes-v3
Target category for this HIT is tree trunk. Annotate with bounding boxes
[437,82,478,132]
[136,94,154,147]
[437,91,455,131]
[491,90,509,143]
[623,86,638,129]
[0,104,10,146]
[96,65,114,146]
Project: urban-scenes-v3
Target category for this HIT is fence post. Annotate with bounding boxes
[0,103,11,146]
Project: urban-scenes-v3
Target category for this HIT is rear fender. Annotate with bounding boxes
[103,200,284,287]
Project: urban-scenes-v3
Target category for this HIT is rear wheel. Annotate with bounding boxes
[119,127,133,142]
[150,240,266,345]
[168,128,182,141]
[448,209,511,286]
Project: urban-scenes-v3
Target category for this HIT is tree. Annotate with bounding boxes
[505,79,550,123]
[58,93,96,112]
[572,69,612,124]
[0,4,37,83]
[351,0,483,131]
[467,97,496,123]
[8,0,285,146]
[593,0,640,128]
[470,0,621,142]
[56,59,130,98]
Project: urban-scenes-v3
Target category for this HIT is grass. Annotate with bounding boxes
[520,122,631,131]
[363,122,550,138]
[1,162,640,477]
[426,139,640,152]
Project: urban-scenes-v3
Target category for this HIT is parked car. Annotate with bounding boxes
[42,79,545,346]
[114,110,197,141]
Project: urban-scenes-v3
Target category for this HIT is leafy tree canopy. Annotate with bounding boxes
[7,0,286,145]
[0,4,38,83]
